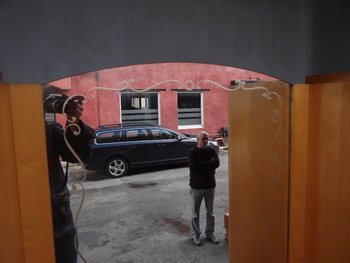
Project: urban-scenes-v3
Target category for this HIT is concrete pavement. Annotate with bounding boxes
[69,151,229,263]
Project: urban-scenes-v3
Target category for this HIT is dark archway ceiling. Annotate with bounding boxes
[0,0,349,84]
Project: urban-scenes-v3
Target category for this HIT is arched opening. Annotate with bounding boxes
[48,62,280,130]
[1,1,350,261]
[44,62,290,262]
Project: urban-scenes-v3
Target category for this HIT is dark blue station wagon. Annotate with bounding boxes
[85,124,219,178]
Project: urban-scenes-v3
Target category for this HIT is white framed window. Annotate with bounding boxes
[120,92,159,125]
[177,92,203,129]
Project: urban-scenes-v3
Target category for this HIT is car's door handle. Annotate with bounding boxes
[158,144,166,147]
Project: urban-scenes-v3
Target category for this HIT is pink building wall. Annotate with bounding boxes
[53,63,276,135]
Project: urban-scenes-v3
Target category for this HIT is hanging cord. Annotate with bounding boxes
[66,162,87,263]
[73,181,86,263]
[63,131,88,263]
[62,96,88,263]
[65,162,87,262]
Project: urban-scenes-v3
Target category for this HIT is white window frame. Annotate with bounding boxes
[178,92,204,130]
[119,92,160,125]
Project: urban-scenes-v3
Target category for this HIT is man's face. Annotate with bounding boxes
[197,133,209,148]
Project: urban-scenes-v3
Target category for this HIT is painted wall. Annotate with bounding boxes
[1,0,349,84]
[53,63,276,135]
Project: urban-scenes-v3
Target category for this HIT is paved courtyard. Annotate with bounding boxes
[69,151,229,263]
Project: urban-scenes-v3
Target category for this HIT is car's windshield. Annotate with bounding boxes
[177,132,188,139]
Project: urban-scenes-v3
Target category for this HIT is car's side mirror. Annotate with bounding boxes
[177,135,183,141]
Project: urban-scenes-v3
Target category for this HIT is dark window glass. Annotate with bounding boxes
[177,93,202,126]
[121,93,159,125]
[126,129,150,141]
[151,128,178,140]
[96,131,123,143]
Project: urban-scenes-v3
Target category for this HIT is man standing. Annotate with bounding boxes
[188,131,220,246]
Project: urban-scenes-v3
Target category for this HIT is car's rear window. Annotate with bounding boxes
[96,131,123,143]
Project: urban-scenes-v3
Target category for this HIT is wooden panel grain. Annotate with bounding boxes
[306,72,350,84]
[304,83,350,263]
[228,81,290,262]
[337,83,350,262]
[9,84,55,263]
[289,84,310,263]
[0,82,25,263]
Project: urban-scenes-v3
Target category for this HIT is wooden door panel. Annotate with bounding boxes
[228,81,290,262]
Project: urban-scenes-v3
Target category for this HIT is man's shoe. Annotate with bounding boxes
[206,234,219,244]
[193,236,201,246]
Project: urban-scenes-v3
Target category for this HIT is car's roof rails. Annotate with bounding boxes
[97,123,123,129]
[121,122,158,127]
[97,122,159,129]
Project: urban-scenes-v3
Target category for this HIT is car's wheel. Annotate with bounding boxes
[105,157,128,178]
